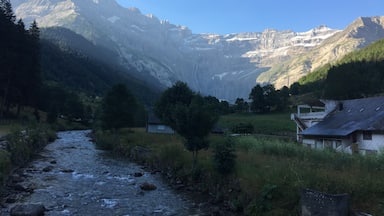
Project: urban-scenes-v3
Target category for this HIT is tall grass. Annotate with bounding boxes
[94,128,384,215]
[234,135,384,214]
[0,150,10,184]
[0,123,56,195]
[6,124,56,165]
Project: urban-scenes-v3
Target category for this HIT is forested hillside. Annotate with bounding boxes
[0,0,40,117]
[40,36,161,104]
[292,38,384,100]
[0,1,161,120]
[0,0,162,126]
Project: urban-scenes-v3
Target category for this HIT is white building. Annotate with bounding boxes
[292,96,384,155]
[146,112,174,134]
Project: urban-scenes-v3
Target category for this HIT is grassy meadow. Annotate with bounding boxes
[94,112,384,215]
[218,112,296,136]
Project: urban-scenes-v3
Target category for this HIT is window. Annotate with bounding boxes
[315,140,323,149]
[335,140,342,149]
[324,140,332,149]
[363,131,372,140]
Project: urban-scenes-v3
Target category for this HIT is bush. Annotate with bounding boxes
[231,123,254,134]
[213,137,236,175]
[7,129,32,165]
[6,124,56,166]
[93,130,120,151]
[0,150,11,184]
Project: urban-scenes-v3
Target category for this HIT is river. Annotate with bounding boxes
[1,130,204,215]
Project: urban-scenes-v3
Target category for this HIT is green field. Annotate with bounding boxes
[218,112,296,136]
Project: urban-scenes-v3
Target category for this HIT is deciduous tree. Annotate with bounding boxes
[155,81,218,168]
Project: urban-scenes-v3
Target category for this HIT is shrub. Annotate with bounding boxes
[213,136,236,175]
[231,123,254,134]
[0,150,11,184]
[6,129,31,165]
[93,130,120,151]
[5,124,55,166]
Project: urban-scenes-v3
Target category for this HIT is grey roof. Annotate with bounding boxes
[301,96,384,137]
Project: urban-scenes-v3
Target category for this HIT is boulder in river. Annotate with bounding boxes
[140,182,157,191]
[133,172,143,177]
[42,166,54,172]
[10,204,45,216]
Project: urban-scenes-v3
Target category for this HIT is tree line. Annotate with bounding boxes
[291,38,384,100]
[0,0,40,118]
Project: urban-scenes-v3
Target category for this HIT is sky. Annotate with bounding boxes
[115,0,383,34]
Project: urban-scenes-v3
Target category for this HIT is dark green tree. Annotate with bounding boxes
[0,0,16,117]
[101,84,138,130]
[234,98,249,113]
[289,82,301,95]
[155,82,218,168]
[203,95,231,115]
[0,0,15,23]
[219,100,232,114]
[276,86,290,111]
[213,137,236,175]
[26,20,41,111]
[155,81,194,127]
[249,84,281,113]
[0,1,41,118]
[249,84,265,112]
[63,93,85,121]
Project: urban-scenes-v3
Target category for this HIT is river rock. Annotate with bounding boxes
[12,184,32,192]
[42,166,54,172]
[9,174,24,184]
[133,172,143,177]
[60,168,74,173]
[0,139,8,150]
[10,204,45,216]
[140,182,157,191]
[49,160,57,164]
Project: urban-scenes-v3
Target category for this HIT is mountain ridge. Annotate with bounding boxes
[11,0,384,101]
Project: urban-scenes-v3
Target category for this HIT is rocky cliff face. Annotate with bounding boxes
[11,0,384,101]
[257,16,384,88]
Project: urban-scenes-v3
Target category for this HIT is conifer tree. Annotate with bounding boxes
[0,0,16,117]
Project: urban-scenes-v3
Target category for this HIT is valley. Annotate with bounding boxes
[11,0,384,101]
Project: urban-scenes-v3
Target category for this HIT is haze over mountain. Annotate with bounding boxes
[11,0,384,101]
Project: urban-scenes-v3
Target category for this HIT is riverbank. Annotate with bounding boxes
[0,124,57,194]
[93,128,384,215]
[1,130,204,215]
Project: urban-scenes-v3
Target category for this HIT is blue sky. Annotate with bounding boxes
[115,0,383,34]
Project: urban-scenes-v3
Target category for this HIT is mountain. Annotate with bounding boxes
[39,29,162,104]
[257,16,384,88]
[11,0,384,101]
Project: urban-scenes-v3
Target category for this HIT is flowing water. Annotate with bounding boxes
[1,130,203,215]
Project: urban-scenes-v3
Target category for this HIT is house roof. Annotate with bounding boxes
[301,96,384,137]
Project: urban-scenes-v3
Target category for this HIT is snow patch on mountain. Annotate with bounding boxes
[107,16,120,23]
